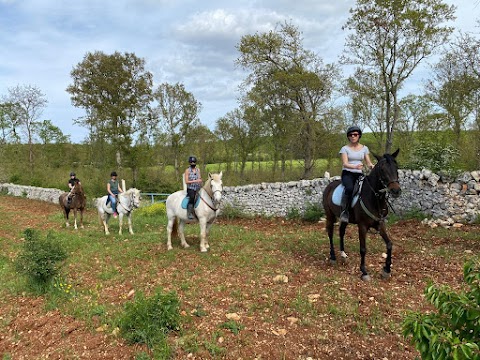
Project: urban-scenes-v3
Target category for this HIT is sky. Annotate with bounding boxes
[0,0,479,143]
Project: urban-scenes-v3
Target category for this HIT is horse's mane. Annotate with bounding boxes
[122,188,140,196]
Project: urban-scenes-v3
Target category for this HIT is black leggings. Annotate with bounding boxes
[187,189,197,205]
[341,170,362,200]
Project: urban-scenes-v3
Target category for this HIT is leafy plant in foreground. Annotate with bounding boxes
[14,228,67,294]
[403,258,480,360]
[117,288,180,355]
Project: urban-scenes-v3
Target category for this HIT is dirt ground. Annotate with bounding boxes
[0,196,478,360]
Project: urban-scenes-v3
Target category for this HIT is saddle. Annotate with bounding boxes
[181,195,201,209]
[332,176,364,207]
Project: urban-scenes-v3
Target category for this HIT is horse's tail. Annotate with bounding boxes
[96,198,104,224]
[171,217,178,238]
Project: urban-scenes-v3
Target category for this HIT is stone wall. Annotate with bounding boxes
[2,168,480,223]
[221,169,480,224]
[0,183,64,204]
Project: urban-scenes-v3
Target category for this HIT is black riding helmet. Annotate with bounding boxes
[346,125,362,138]
[70,172,76,176]
[188,156,197,163]
[111,171,117,177]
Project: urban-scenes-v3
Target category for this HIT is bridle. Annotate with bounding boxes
[361,158,399,222]
[200,179,223,211]
[118,190,140,213]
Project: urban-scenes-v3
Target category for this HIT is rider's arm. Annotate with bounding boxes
[365,154,374,169]
[107,182,114,197]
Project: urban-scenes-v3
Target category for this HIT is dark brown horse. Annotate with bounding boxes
[323,149,401,281]
[59,181,86,229]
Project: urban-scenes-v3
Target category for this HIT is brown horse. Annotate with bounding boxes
[323,149,401,281]
[59,181,86,229]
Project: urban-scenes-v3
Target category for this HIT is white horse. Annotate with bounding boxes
[96,188,141,235]
[166,172,223,252]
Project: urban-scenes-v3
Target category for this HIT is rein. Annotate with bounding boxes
[199,179,222,211]
[117,191,137,213]
[360,166,397,222]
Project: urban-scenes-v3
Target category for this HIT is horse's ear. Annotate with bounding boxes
[208,172,212,179]
[392,148,400,158]
[372,152,381,162]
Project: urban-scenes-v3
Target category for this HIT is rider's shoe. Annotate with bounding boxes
[113,212,118,218]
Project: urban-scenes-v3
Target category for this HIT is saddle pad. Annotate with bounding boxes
[181,196,201,209]
[332,184,359,207]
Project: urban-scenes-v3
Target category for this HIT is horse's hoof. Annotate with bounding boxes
[329,259,337,266]
[361,274,371,281]
[182,243,190,249]
[381,270,391,279]
[200,247,208,253]
[340,256,348,265]
[167,246,173,251]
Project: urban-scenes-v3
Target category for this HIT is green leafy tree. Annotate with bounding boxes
[236,22,338,179]
[4,84,48,170]
[425,52,478,146]
[0,101,21,144]
[403,258,480,360]
[36,120,70,144]
[215,106,264,181]
[152,82,201,180]
[67,51,153,168]
[342,0,456,153]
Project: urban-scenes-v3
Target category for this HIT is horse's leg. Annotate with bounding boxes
[358,224,371,281]
[80,209,84,229]
[379,222,393,279]
[102,213,110,235]
[178,220,190,248]
[118,213,123,235]
[127,213,134,235]
[326,214,336,264]
[73,209,78,230]
[205,222,213,249]
[339,221,348,263]
[199,218,208,252]
[65,207,71,227]
[166,217,175,250]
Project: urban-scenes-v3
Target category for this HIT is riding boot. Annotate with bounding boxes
[340,193,349,223]
[187,203,194,220]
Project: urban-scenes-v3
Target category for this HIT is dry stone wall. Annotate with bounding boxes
[222,169,480,223]
[2,168,480,223]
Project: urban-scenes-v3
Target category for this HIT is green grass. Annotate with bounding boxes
[1,198,479,359]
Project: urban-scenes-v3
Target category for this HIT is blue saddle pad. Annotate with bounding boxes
[332,184,359,207]
[181,196,201,209]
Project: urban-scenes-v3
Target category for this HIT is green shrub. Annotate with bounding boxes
[14,229,68,294]
[117,288,180,352]
[302,202,324,222]
[405,143,460,173]
[137,202,167,217]
[219,203,252,220]
[403,258,480,360]
[286,207,301,220]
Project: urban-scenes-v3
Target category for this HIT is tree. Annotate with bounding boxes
[36,120,70,144]
[425,53,478,145]
[236,22,338,179]
[215,106,264,181]
[342,0,456,153]
[67,51,153,168]
[403,258,480,360]
[0,102,21,144]
[152,82,201,180]
[4,85,48,170]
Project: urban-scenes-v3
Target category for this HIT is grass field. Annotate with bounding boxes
[0,195,478,359]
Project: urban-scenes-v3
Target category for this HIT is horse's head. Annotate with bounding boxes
[372,149,401,198]
[208,171,223,206]
[128,188,142,209]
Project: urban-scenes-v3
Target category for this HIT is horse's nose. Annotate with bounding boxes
[390,187,401,198]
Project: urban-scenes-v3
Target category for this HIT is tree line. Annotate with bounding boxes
[1,0,479,192]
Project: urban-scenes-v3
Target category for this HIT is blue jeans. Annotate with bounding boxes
[108,194,118,213]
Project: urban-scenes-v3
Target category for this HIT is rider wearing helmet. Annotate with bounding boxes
[67,172,81,205]
[107,171,123,218]
[339,126,374,223]
[184,155,202,220]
